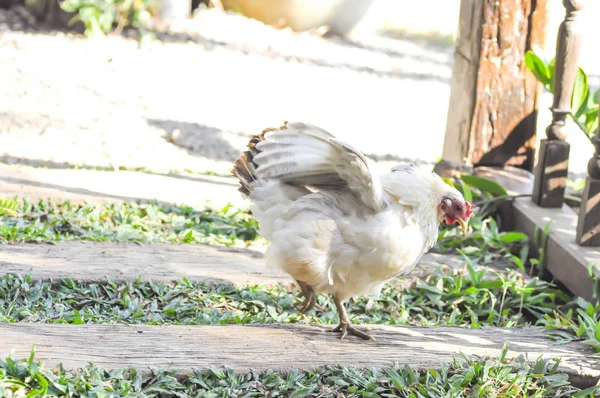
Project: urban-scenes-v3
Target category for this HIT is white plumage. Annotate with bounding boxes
[232,121,474,340]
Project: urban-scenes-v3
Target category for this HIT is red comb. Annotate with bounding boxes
[464,201,476,217]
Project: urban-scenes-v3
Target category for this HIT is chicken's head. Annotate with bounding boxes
[439,195,475,233]
[381,164,476,233]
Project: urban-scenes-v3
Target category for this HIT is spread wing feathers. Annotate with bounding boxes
[252,121,385,211]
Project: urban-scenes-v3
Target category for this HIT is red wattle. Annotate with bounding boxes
[444,215,456,225]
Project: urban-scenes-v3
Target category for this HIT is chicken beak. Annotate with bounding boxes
[457,218,468,234]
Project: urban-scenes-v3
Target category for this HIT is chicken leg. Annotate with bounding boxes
[328,295,374,340]
[296,280,316,315]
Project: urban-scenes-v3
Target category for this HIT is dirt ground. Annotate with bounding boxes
[0,1,597,177]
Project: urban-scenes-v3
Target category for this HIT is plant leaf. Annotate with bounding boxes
[572,67,589,117]
[524,51,550,90]
[461,183,473,203]
[460,175,508,197]
[547,58,555,93]
[573,385,600,398]
[497,232,528,243]
[585,108,598,139]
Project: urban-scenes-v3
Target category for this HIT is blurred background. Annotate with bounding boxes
[0,0,598,182]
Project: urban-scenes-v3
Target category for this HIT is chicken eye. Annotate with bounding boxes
[454,204,463,212]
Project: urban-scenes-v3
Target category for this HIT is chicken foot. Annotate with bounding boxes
[295,280,327,315]
[328,296,374,340]
[296,280,316,315]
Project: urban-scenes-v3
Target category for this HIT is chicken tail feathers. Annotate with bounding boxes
[231,152,256,196]
[231,122,289,196]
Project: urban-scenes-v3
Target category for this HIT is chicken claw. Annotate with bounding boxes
[296,280,316,315]
[329,322,374,340]
[328,296,375,341]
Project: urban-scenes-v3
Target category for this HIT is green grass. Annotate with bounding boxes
[0,194,528,259]
[0,192,598,353]
[2,344,598,398]
[0,266,549,327]
[2,265,599,354]
[3,269,598,397]
[0,198,263,247]
[1,178,599,395]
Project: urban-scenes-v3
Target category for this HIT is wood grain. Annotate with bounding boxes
[532,0,585,207]
[544,0,585,142]
[442,0,548,170]
[0,242,287,287]
[576,178,600,246]
[532,139,571,207]
[1,323,598,383]
[0,241,494,287]
[576,105,600,247]
[441,0,483,165]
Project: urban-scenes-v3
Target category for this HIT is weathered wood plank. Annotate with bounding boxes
[0,242,483,287]
[0,324,598,384]
[512,198,600,301]
[0,242,286,287]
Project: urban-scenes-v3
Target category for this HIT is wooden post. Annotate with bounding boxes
[532,0,584,208]
[441,0,549,172]
[576,106,600,247]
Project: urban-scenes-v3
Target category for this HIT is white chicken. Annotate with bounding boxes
[232,121,474,340]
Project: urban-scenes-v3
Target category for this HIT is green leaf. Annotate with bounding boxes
[547,58,555,93]
[477,279,504,289]
[28,347,35,366]
[26,389,44,398]
[290,386,316,398]
[442,177,455,188]
[572,67,589,117]
[98,11,115,32]
[585,107,598,137]
[524,51,550,90]
[460,175,508,197]
[266,305,279,320]
[60,0,79,13]
[573,385,600,398]
[497,232,528,243]
[461,183,473,203]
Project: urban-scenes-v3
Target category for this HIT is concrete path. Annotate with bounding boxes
[1,1,596,178]
[0,163,247,208]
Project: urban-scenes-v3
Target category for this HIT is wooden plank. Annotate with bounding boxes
[0,241,483,287]
[0,324,598,384]
[442,0,549,171]
[512,198,600,301]
[0,242,287,287]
